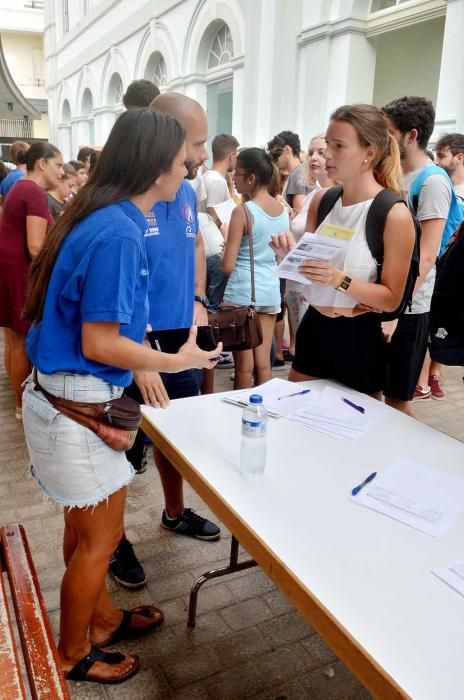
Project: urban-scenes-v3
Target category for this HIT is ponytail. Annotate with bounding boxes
[373,133,403,195]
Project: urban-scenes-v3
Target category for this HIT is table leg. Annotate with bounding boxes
[187,535,257,627]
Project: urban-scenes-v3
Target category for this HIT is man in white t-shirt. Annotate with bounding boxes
[202,133,239,226]
[435,133,464,199]
[382,96,452,415]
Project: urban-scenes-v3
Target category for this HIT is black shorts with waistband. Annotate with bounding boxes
[292,306,387,395]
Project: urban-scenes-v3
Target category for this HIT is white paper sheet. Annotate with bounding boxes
[276,232,345,285]
[351,458,464,537]
[213,199,237,226]
[223,378,314,417]
[432,559,464,597]
[287,386,386,440]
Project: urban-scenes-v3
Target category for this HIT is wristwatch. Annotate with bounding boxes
[194,295,209,308]
[335,275,352,293]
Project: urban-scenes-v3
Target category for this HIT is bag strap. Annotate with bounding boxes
[316,186,343,228]
[365,189,404,275]
[241,203,256,305]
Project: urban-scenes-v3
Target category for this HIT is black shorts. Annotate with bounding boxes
[292,306,387,394]
[384,312,429,402]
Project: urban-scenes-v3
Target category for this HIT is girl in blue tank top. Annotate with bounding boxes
[221,148,289,389]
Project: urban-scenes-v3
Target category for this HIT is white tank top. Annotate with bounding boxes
[306,197,378,317]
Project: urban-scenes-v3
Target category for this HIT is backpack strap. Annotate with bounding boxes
[365,189,404,280]
[316,186,343,228]
[409,163,444,214]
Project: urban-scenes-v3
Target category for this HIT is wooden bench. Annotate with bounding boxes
[0,524,70,699]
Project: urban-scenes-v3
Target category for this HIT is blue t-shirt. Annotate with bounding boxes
[145,180,198,330]
[0,168,25,198]
[27,200,149,387]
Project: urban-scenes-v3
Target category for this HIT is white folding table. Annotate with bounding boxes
[141,381,464,700]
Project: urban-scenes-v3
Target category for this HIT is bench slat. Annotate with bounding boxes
[1,524,70,700]
[0,561,27,699]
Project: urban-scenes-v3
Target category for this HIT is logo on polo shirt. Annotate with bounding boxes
[183,203,196,238]
[145,213,159,237]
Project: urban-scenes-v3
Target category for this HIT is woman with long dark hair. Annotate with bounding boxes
[22,109,221,685]
[0,141,63,419]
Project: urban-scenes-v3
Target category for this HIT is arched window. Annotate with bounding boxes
[207,23,234,69]
[82,87,93,116]
[153,55,168,88]
[144,52,168,89]
[81,87,95,145]
[62,99,71,123]
[108,73,124,106]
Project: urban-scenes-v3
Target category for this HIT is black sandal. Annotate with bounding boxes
[94,605,164,647]
[65,645,140,684]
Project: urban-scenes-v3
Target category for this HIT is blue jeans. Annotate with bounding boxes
[207,254,227,310]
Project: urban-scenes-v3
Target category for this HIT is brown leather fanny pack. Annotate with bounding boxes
[33,370,141,452]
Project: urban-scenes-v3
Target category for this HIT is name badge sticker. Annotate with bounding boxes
[319,223,356,241]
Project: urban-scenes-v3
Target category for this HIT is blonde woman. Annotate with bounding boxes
[272,104,415,397]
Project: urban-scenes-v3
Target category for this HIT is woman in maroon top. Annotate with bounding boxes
[0,141,63,418]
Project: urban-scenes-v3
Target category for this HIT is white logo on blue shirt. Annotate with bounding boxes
[183,203,196,238]
[145,213,159,237]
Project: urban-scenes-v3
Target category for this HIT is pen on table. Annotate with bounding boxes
[277,389,311,401]
[351,472,377,496]
[342,397,365,414]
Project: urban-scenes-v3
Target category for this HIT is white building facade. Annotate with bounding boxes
[44,0,464,160]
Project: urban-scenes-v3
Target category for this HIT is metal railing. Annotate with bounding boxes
[16,76,46,88]
[0,119,33,138]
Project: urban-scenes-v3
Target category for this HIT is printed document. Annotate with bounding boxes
[276,231,345,286]
[213,199,236,226]
[351,458,464,536]
[223,378,313,417]
[432,559,464,598]
[287,385,386,440]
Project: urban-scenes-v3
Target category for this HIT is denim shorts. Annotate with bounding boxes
[22,372,135,508]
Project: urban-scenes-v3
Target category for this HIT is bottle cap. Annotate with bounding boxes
[249,394,263,404]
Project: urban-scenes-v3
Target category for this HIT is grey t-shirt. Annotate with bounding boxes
[284,164,310,208]
[404,163,451,314]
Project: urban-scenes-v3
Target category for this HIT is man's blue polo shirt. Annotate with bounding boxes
[27,200,149,387]
[145,180,198,330]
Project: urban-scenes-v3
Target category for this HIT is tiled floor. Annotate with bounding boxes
[1,333,462,699]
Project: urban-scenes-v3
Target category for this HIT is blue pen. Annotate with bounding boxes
[342,397,365,414]
[351,471,377,496]
[277,389,311,401]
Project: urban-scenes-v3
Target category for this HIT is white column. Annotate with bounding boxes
[296,25,376,140]
[231,63,244,145]
[435,0,464,135]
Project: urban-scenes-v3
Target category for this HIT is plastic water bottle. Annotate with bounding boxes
[240,394,268,475]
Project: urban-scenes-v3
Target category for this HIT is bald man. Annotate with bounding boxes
[109,94,220,590]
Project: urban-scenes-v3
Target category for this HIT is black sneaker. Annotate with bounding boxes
[283,349,295,363]
[161,508,221,541]
[109,538,146,589]
[272,358,286,370]
[217,353,234,369]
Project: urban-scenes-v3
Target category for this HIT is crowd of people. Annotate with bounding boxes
[0,79,462,685]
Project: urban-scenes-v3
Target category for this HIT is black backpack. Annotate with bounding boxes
[316,186,421,321]
[429,223,464,366]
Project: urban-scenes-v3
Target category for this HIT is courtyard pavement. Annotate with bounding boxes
[1,331,463,699]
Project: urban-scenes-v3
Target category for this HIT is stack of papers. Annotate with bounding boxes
[288,385,385,440]
[432,559,464,597]
[223,378,313,417]
[351,458,464,537]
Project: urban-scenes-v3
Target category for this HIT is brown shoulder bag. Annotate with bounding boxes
[208,204,263,351]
